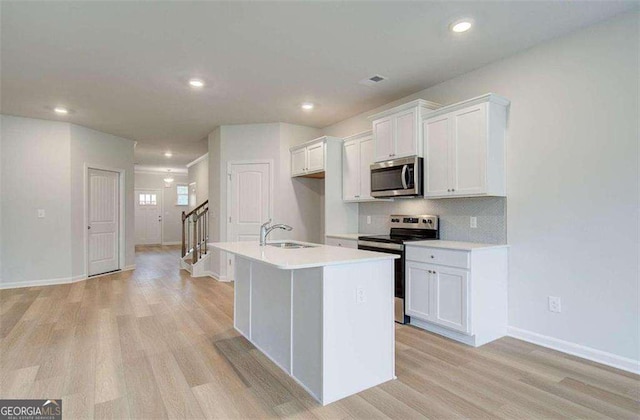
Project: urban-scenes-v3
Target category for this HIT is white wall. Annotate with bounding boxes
[134,172,189,244]
[208,123,322,278]
[0,115,136,286]
[322,12,639,363]
[1,116,72,285]
[70,124,135,277]
[187,154,209,207]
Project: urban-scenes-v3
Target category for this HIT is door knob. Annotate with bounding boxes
[87,226,91,230]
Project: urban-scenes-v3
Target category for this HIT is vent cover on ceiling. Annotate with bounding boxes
[359,74,388,86]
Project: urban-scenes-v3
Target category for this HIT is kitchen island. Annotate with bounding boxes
[210,240,398,406]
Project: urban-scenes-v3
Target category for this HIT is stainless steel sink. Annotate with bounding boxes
[267,242,316,249]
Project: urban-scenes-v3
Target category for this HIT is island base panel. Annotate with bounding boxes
[233,256,395,405]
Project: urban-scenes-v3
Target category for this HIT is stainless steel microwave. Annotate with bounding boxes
[370,156,423,198]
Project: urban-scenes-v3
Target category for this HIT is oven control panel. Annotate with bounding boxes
[390,215,438,230]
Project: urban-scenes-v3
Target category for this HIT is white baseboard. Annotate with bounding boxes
[0,264,137,290]
[507,326,640,375]
[203,270,229,281]
[207,271,229,282]
[0,276,78,290]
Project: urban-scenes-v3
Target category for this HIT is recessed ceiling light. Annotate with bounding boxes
[451,20,473,33]
[189,79,205,88]
[54,107,68,115]
[301,102,314,111]
[164,152,173,158]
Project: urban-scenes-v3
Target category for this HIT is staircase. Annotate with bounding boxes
[180,200,211,277]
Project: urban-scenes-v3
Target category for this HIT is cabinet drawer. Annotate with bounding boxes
[406,246,469,269]
[325,237,357,249]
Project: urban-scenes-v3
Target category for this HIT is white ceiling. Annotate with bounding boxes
[1,1,636,166]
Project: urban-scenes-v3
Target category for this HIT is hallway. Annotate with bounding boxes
[1,246,638,419]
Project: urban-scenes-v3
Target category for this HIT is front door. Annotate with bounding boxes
[135,189,162,245]
[227,162,272,280]
[88,169,120,276]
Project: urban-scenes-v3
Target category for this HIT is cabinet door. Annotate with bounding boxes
[432,266,469,333]
[406,262,434,321]
[451,104,487,196]
[306,142,325,173]
[394,108,418,158]
[423,116,451,197]
[359,137,374,200]
[373,117,394,162]
[343,140,359,200]
[291,148,307,176]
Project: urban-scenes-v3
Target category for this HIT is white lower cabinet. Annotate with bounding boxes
[406,262,469,333]
[405,244,508,347]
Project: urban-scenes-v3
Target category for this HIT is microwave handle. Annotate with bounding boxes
[401,165,408,189]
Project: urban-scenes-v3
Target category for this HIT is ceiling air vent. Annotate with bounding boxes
[359,74,388,86]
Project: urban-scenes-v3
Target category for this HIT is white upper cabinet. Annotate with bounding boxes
[306,141,325,173]
[291,147,307,177]
[342,131,375,201]
[422,94,509,199]
[372,117,394,161]
[290,137,326,177]
[424,115,450,197]
[369,99,441,162]
[343,139,360,200]
[394,108,418,158]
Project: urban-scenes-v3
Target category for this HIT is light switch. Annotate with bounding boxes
[366,216,371,225]
[37,209,45,218]
[470,217,477,228]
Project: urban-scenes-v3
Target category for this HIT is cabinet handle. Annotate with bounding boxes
[430,255,435,259]
[447,189,451,192]
[451,188,455,192]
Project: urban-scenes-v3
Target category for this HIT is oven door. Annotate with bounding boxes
[370,156,422,198]
[357,241,409,324]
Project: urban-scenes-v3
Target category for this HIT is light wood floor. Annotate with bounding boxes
[1,245,638,419]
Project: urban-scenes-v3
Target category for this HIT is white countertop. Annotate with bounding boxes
[210,240,398,270]
[325,233,361,240]
[406,240,509,251]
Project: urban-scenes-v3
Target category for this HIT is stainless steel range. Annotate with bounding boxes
[358,215,439,324]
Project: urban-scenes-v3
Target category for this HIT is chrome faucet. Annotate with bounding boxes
[259,219,293,246]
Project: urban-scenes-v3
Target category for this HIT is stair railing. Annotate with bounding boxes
[181,200,209,263]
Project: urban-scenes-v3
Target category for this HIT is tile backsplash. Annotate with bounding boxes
[359,197,506,244]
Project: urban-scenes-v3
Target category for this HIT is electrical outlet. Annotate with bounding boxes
[470,217,477,228]
[366,216,371,225]
[37,209,46,218]
[548,296,562,313]
[356,287,366,303]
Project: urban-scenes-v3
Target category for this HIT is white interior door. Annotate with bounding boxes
[135,189,162,245]
[88,169,120,276]
[227,162,272,279]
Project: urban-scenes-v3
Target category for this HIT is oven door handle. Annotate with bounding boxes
[401,165,408,189]
[358,240,404,251]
